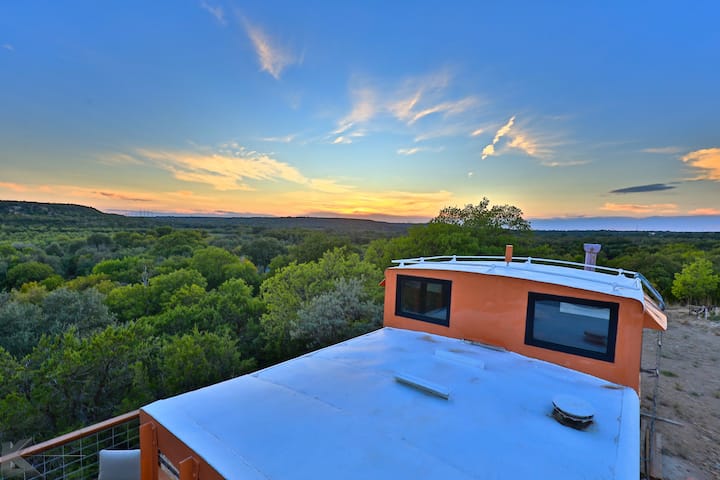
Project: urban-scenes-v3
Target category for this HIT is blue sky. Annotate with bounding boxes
[1,1,719,223]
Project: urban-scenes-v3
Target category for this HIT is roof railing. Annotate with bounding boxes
[391,255,666,310]
[0,410,140,479]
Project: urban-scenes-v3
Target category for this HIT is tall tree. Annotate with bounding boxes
[671,258,719,306]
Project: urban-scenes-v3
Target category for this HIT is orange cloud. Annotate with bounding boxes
[0,182,32,192]
[601,203,679,214]
[689,208,720,215]
[681,147,720,180]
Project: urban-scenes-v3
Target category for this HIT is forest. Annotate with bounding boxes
[1,199,719,444]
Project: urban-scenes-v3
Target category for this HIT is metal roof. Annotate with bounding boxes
[142,327,639,479]
[391,256,653,305]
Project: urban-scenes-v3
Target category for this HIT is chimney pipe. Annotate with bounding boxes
[505,244,513,264]
[583,244,601,271]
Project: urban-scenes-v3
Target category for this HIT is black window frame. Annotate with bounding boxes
[395,275,452,327]
[524,292,619,362]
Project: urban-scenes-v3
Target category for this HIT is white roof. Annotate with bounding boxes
[392,259,646,304]
[143,328,639,479]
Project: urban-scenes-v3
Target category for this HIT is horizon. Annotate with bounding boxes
[7,198,718,232]
[1,2,719,223]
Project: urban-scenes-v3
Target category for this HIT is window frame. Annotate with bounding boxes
[524,292,619,362]
[395,274,452,327]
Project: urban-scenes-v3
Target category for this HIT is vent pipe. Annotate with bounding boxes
[583,243,601,271]
[504,244,513,264]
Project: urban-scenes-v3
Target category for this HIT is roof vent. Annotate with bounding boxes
[552,395,594,430]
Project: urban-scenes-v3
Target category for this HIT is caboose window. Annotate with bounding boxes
[395,275,451,326]
[525,292,618,362]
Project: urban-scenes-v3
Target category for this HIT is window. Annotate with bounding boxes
[525,292,618,362]
[395,275,451,326]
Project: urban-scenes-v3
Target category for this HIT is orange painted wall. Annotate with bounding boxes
[139,410,224,480]
[383,268,648,391]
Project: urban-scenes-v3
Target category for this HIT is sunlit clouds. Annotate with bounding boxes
[681,147,720,180]
[243,20,300,79]
[134,147,315,191]
[601,203,679,214]
[481,116,515,159]
[689,208,720,215]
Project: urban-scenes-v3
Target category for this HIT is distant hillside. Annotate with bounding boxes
[530,215,720,232]
[0,200,415,235]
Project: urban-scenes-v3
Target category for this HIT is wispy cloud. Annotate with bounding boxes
[332,136,352,145]
[689,208,720,215]
[200,1,226,25]
[481,116,515,159]
[397,146,443,155]
[2,44,13,52]
[642,146,683,154]
[260,134,296,143]
[95,191,152,202]
[243,20,299,79]
[470,128,484,137]
[333,87,377,139]
[681,147,720,180]
[539,159,589,167]
[0,181,31,192]
[332,70,479,143]
[601,202,679,214]
[124,144,352,195]
[135,147,307,190]
[397,147,423,155]
[610,183,676,194]
[406,96,477,125]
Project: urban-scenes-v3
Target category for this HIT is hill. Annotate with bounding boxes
[0,200,415,236]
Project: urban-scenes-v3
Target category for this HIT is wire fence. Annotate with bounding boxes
[1,412,139,480]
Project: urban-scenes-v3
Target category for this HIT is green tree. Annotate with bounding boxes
[0,301,45,357]
[431,198,531,231]
[290,277,382,349]
[671,258,719,306]
[190,246,258,290]
[92,256,147,284]
[156,329,255,397]
[6,261,55,289]
[242,236,286,270]
[260,248,382,361]
[42,288,115,334]
[152,230,206,257]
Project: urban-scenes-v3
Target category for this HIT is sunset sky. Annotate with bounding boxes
[1,1,719,223]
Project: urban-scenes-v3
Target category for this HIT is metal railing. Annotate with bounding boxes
[391,255,666,310]
[0,410,139,479]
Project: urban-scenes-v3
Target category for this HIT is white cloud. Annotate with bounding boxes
[470,128,484,137]
[332,136,352,145]
[261,134,296,143]
[334,87,377,136]
[539,159,589,167]
[681,147,720,180]
[332,70,478,141]
[200,1,226,25]
[642,146,683,154]
[397,147,422,155]
[243,20,299,79]
[481,116,515,159]
[407,96,477,125]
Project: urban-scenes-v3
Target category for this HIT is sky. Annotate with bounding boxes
[1,1,719,225]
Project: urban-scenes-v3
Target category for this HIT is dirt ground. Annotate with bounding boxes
[640,306,720,480]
